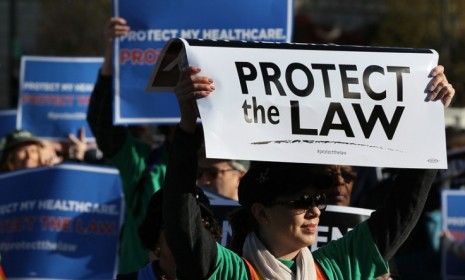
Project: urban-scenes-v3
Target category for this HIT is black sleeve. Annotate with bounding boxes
[86,71,128,158]
[162,127,218,279]
[367,168,437,260]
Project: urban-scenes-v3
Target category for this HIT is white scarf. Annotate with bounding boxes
[242,232,317,280]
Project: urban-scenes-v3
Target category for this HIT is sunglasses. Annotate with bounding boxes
[315,169,357,187]
[273,193,327,212]
[197,167,238,179]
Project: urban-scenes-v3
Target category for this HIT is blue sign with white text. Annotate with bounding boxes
[114,0,293,124]
[0,164,124,279]
[442,190,465,279]
[19,56,103,140]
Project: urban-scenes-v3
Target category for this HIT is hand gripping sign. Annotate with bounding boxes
[148,39,447,169]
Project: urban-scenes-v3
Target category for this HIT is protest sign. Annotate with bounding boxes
[442,190,465,279]
[149,39,446,168]
[0,164,124,279]
[114,0,292,124]
[0,110,16,138]
[18,56,102,140]
[310,205,373,251]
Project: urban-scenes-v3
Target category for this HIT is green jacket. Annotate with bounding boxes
[87,72,167,273]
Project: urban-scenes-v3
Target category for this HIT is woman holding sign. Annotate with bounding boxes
[162,65,454,279]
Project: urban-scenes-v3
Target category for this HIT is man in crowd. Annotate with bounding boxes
[197,155,249,201]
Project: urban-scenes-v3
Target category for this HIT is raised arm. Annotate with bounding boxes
[367,65,455,260]
[162,67,218,279]
[87,17,130,157]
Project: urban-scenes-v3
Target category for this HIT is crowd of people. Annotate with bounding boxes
[0,15,463,280]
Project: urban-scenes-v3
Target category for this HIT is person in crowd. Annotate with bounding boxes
[162,64,454,279]
[197,152,249,201]
[0,129,89,172]
[309,165,357,207]
[86,17,171,273]
[117,188,222,280]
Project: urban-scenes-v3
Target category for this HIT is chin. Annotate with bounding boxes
[295,235,316,248]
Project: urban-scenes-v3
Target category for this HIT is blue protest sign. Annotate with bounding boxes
[442,190,465,279]
[114,0,293,124]
[0,164,124,279]
[18,56,103,140]
[0,110,16,139]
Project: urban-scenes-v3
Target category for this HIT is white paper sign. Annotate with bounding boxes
[148,39,447,169]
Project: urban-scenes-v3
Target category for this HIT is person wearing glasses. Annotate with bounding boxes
[162,65,455,279]
[312,165,357,207]
[197,155,249,201]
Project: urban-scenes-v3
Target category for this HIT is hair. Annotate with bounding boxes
[138,188,222,252]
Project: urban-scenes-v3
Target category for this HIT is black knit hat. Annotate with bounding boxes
[238,161,331,207]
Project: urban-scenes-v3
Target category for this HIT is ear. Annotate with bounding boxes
[250,203,271,225]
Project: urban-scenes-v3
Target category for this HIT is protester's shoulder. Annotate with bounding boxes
[210,243,249,279]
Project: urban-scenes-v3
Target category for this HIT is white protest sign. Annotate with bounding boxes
[148,39,447,169]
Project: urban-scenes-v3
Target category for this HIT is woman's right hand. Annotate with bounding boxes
[175,66,215,133]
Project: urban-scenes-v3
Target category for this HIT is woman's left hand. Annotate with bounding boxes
[427,65,455,107]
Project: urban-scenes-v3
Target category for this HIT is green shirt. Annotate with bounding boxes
[110,135,167,274]
[209,222,388,279]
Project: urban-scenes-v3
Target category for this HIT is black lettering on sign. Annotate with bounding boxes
[235,62,257,94]
[340,64,361,99]
[259,62,286,96]
[353,104,405,140]
[320,102,355,137]
[242,97,280,124]
[387,66,410,102]
[291,100,318,135]
[363,65,386,101]
[311,63,336,98]
[285,63,314,97]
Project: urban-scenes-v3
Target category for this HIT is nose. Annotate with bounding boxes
[334,172,345,185]
[329,166,346,185]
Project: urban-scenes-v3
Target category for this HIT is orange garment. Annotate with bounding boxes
[0,265,6,280]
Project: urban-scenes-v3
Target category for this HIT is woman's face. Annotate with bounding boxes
[7,143,42,171]
[260,188,324,252]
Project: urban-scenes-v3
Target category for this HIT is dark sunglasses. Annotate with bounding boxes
[273,193,327,212]
[315,169,357,187]
[197,167,237,179]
